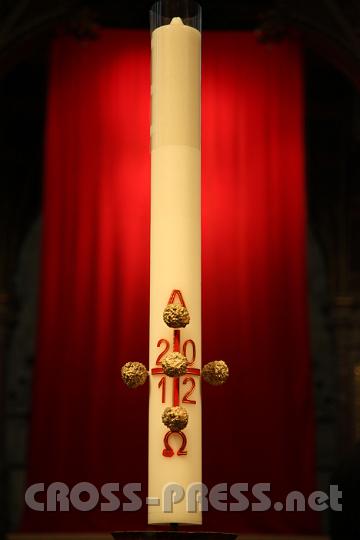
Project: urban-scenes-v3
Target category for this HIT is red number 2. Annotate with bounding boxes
[156,338,170,365]
[182,377,196,404]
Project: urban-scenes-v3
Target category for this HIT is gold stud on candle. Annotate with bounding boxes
[121,362,148,388]
[163,303,190,328]
[162,352,188,377]
[162,405,189,431]
[202,360,230,386]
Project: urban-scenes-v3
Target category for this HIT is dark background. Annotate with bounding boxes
[1,0,360,536]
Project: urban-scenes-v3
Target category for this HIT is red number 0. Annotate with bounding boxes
[156,338,170,365]
[182,339,196,366]
[182,377,196,404]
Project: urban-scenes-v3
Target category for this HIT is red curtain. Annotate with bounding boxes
[22,30,319,534]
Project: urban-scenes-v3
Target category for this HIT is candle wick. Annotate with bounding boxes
[170,17,184,26]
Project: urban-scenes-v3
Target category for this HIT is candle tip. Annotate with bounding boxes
[170,16,184,26]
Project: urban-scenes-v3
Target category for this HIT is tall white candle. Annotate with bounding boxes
[148,13,202,525]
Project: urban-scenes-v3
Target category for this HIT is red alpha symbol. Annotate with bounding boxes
[150,289,200,457]
[168,289,186,306]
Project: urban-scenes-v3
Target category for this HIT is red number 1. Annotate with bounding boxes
[158,376,166,403]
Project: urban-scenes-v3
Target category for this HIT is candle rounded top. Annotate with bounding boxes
[170,16,184,26]
[150,0,201,33]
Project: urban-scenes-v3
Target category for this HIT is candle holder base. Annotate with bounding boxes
[112,532,238,540]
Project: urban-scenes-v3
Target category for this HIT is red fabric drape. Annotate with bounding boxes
[22,30,319,534]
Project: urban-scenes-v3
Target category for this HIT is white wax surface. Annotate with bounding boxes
[148,17,202,525]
